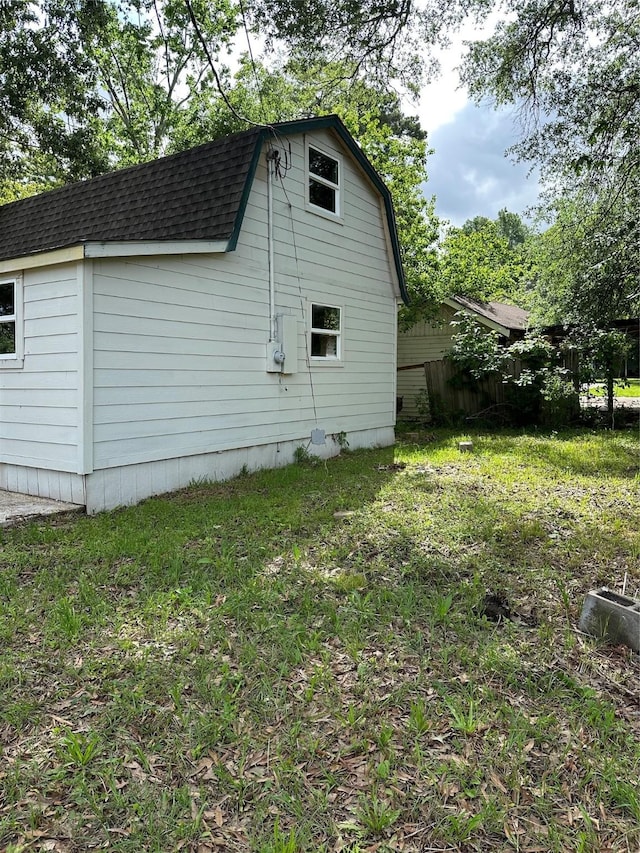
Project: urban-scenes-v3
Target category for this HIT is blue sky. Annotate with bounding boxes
[413,22,541,228]
[425,103,541,227]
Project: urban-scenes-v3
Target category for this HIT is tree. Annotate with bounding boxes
[461,0,640,321]
[526,191,640,324]
[462,0,639,193]
[0,0,111,189]
[85,0,238,165]
[242,0,468,88]
[497,207,528,249]
[568,325,632,424]
[437,212,534,306]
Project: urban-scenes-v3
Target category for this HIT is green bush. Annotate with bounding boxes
[540,372,580,428]
[447,313,576,427]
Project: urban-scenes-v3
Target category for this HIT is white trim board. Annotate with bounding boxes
[0,240,230,274]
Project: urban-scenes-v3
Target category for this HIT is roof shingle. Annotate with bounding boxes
[0,127,261,262]
[451,295,530,332]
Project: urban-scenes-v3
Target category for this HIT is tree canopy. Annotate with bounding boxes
[525,191,640,325]
[437,211,534,307]
[461,0,640,321]
[0,0,109,191]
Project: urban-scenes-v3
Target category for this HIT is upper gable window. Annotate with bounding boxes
[307,143,341,217]
[0,279,17,358]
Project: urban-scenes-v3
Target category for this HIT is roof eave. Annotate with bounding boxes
[83,239,230,258]
[444,297,512,337]
[0,245,85,274]
[0,239,231,272]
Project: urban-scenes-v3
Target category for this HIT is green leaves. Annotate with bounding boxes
[447,314,580,426]
[527,191,640,325]
[0,0,110,190]
[460,0,640,325]
[438,213,533,306]
[448,312,507,380]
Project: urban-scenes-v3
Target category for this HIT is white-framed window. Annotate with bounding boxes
[307,141,341,218]
[0,276,22,365]
[310,303,342,361]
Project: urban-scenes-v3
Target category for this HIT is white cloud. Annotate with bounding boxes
[424,102,540,226]
[410,20,540,226]
[415,48,467,132]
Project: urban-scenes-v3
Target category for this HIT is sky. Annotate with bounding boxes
[414,31,541,228]
[235,13,541,229]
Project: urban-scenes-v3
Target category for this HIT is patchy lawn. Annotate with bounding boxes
[587,379,640,398]
[1,429,639,853]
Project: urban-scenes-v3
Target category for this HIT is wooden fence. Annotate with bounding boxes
[423,359,519,419]
[399,350,581,422]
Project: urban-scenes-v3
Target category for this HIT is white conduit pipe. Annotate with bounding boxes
[267,151,276,341]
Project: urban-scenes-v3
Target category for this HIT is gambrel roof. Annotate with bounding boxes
[0,115,407,301]
[0,129,260,259]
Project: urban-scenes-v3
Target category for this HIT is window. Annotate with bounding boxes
[310,304,341,360]
[0,279,17,358]
[307,144,341,216]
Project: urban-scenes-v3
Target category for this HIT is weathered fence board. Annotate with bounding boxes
[423,359,523,419]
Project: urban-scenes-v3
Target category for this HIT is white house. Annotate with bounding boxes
[397,296,529,417]
[0,116,407,513]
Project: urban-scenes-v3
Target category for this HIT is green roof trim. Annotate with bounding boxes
[227,115,408,304]
[226,128,264,253]
[0,114,407,306]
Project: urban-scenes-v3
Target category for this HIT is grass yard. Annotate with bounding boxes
[587,379,640,398]
[1,429,639,853]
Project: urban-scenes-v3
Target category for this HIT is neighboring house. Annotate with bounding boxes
[0,115,407,513]
[397,296,529,417]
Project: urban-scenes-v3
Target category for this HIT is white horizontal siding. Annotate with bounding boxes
[398,307,458,366]
[0,263,79,471]
[397,368,429,418]
[397,307,457,416]
[91,128,399,471]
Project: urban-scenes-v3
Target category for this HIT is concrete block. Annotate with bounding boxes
[578,588,640,652]
[459,441,474,453]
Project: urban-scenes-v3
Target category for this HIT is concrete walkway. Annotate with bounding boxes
[0,490,83,528]
[581,397,640,410]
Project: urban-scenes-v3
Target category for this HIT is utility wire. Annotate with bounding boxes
[238,0,267,123]
[279,171,320,426]
[184,0,269,129]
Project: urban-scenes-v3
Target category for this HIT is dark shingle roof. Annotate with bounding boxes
[0,115,407,302]
[450,295,530,332]
[0,127,262,262]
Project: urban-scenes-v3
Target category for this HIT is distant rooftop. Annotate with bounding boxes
[450,295,530,332]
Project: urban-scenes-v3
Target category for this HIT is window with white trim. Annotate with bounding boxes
[307,144,341,216]
[310,304,341,360]
[0,278,18,359]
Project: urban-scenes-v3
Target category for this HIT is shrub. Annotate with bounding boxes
[447,313,575,427]
[540,372,581,428]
